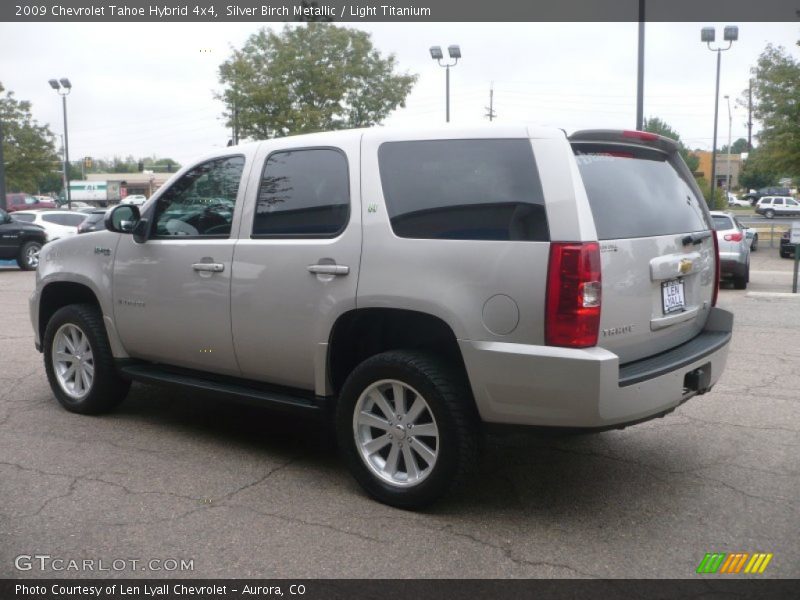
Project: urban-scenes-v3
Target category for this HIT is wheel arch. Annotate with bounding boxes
[326,307,472,400]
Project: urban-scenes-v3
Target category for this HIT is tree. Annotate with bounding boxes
[0,83,59,193]
[739,148,780,191]
[643,116,699,172]
[218,24,417,139]
[720,138,748,155]
[743,44,800,178]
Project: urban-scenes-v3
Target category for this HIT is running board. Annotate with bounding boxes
[118,363,328,417]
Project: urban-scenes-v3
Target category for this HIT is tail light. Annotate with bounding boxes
[712,233,720,307]
[724,232,743,242]
[622,130,659,142]
[545,242,602,348]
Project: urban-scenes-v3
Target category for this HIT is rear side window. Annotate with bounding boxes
[712,215,733,230]
[378,139,548,241]
[573,144,708,240]
[253,148,349,237]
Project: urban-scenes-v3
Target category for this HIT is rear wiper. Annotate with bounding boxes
[682,231,713,246]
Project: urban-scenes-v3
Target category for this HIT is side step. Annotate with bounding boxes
[118,363,329,417]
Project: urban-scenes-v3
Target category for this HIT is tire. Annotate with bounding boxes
[750,235,758,252]
[43,304,130,414]
[733,264,748,290]
[765,209,775,219]
[336,350,479,509]
[17,240,42,271]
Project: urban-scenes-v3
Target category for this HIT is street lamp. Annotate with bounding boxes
[701,26,737,206]
[724,94,732,194]
[429,44,461,123]
[49,77,72,210]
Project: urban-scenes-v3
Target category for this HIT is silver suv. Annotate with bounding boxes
[30,126,733,508]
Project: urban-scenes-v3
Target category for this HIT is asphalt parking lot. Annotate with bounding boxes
[1,251,798,579]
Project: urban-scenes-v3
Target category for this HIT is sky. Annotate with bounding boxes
[0,21,798,166]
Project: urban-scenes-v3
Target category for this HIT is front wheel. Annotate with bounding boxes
[17,240,42,270]
[43,304,130,414]
[336,351,479,509]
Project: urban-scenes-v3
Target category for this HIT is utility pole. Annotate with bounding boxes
[485,83,496,122]
[747,78,753,151]
[0,118,6,210]
[636,0,645,130]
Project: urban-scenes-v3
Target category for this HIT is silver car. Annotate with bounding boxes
[710,211,750,289]
[30,125,733,508]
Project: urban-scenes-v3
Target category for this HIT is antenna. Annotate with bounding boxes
[484,82,497,122]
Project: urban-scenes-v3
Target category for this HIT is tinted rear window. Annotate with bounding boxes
[573,144,708,240]
[378,139,548,241]
[712,215,733,230]
[13,213,35,222]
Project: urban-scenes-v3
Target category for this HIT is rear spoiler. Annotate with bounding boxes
[569,129,679,155]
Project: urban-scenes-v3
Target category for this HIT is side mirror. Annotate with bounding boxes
[105,204,141,236]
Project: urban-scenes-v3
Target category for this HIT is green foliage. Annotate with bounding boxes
[696,177,727,210]
[643,116,699,172]
[739,148,781,190]
[720,138,749,155]
[0,83,59,193]
[218,24,417,139]
[744,44,800,178]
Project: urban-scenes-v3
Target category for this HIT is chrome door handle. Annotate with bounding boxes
[307,264,349,276]
[192,263,224,273]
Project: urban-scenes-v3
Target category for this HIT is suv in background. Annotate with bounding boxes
[755,196,800,218]
[5,193,56,212]
[0,208,47,270]
[29,126,733,508]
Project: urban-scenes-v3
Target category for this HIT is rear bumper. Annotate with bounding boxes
[459,307,733,429]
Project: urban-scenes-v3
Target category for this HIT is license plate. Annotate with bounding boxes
[662,279,686,314]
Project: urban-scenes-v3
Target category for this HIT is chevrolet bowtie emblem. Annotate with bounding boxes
[679,259,693,275]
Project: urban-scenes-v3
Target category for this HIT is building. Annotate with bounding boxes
[86,172,172,199]
[695,151,742,190]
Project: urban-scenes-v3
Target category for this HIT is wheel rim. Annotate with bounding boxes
[26,244,40,268]
[52,323,95,400]
[353,379,439,488]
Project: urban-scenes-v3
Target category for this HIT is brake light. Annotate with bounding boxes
[712,233,720,307]
[545,242,602,348]
[622,130,659,142]
[724,232,743,242]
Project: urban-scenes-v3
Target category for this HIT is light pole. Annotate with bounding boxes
[724,94,732,194]
[701,26,737,206]
[429,45,461,123]
[48,78,72,210]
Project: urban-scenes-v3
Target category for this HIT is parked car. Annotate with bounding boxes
[5,193,56,212]
[30,126,733,508]
[744,186,792,204]
[727,194,750,208]
[121,194,148,206]
[710,211,750,289]
[77,209,108,234]
[755,196,800,218]
[0,208,47,270]
[11,210,86,242]
[779,230,796,259]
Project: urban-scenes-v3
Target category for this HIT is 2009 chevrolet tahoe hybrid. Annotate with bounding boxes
[30,125,733,508]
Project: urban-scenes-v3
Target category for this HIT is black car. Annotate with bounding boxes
[76,209,108,234]
[779,230,796,259]
[744,186,792,205]
[0,208,47,270]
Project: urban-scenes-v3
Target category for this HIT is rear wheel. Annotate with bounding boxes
[336,351,479,509]
[750,235,758,252]
[733,263,748,289]
[764,209,775,219]
[43,304,130,414]
[17,241,42,270]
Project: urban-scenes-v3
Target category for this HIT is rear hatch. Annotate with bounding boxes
[569,130,716,364]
